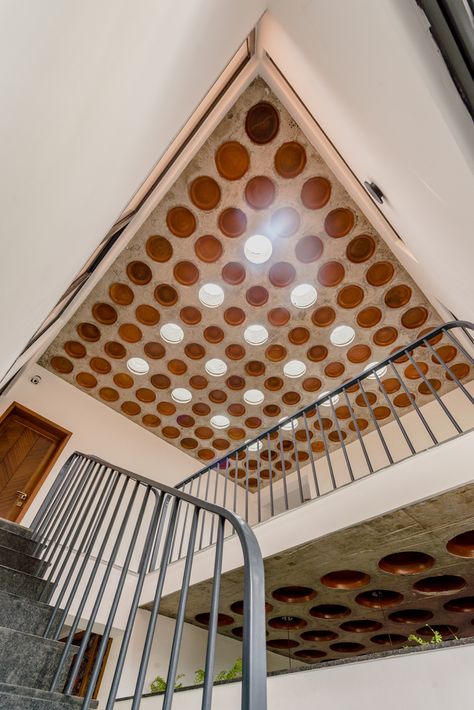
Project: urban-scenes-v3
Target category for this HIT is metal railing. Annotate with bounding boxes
[172,321,474,554]
[30,453,267,710]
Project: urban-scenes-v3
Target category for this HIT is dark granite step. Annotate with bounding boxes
[0,626,76,692]
[0,518,34,540]
[0,544,48,576]
[0,589,63,637]
[0,526,44,557]
[0,564,53,602]
[0,683,97,708]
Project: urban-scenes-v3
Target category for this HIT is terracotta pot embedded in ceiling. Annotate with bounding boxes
[443,596,474,613]
[77,323,101,342]
[388,609,433,623]
[154,284,178,307]
[121,401,141,416]
[246,285,269,307]
[180,306,202,325]
[265,376,283,391]
[225,343,245,360]
[126,261,152,285]
[295,235,324,263]
[330,642,365,653]
[325,362,345,378]
[189,176,221,210]
[189,375,208,390]
[401,306,428,329]
[245,360,266,377]
[288,327,310,345]
[89,357,111,374]
[446,363,470,380]
[272,586,317,603]
[136,388,155,403]
[355,391,377,407]
[181,437,198,449]
[150,374,171,390]
[380,377,401,394]
[213,438,230,451]
[194,235,223,263]
[49,356,73,375]
[393,392,416,407]
[301,629,338,642]
[366,261,395,287]
[321,570,370,590]
[373,406,390,420]
[118,323,142,343]
[303,377,322,392]
[300,176,331,209]
[244,416,262,429]
[317,261,345,287]
[245,176,276,210]
[324,208,355,238]
[346,234,376,263]
[274,141,307,178]
[198,448,215,460]
[193,402,211,416]
[271,207,300,237]
[224,307,246,326]
[347,344,371,364]
[355,589,404,608]
[266,344,287,362]
[166,206,196,237]
[215,141,250,180]
[209,389,227,403]
[269,261,296,287]
[109,282,134,306]
[76,372,97,389]
[222,261,246,285]
[340,620,382,633]
[228,427,246,440]
[370,634,406,646]
[268,307,290,327]
[312,307,336,328]
[228,403,245,417]
[203,326,224,344]
[446,530,474,558]
[269,616,307,630]
[135,305,160,326]
[413,575,467,595]
[173,260,199,286]
[176,414,195,428]
[184,343,205,360]
[418,378,441,395]
[348,418,369,431]
[144,342,165,359]
[431,345,457,364]
[263,404,281,417]
[416,625,458,639]
[337,285,364,309]
[404,361,429,380]
[282,391,301,405]
[218,207,247,237]
[142,415,161,428]
[64,341,86,359]
[384,284,412,308]
[146,235,173,262]
[267,639,299,650]
[92,302,118,325]
[114,373,134,389]
[226,375,245,390]
[310,604,351,619]
[357,306,382,329]
[373,326,398,346]
[245,102,280,144]
[167,359,187,376]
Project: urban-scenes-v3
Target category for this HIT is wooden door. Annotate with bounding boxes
[0,402,71,522]
[63,631,113,700]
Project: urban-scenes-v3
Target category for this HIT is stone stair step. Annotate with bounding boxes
[0,544,49,576]
[0,518,34,540]
[0,589,63,637]
[0,564,53,602]
[0,626,76,692]
[0,683,97,709]
[0,526,44,557]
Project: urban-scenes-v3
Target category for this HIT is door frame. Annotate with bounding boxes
[0,401,72,522]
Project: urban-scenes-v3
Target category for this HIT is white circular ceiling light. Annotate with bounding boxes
[283,360,307,378]
[244,389,265,406]
[279,417,299,431]
[160,323,184,344]
[319,391,340,407]
[330,325,356,347]
[205,358,228,377]
[247,439,263,451]
[126,357,150,375]
[171,387,192,404]
[244,324,269,346]
[210,414,230,430]
[290,283,317,309]
[364,361,388,380]
[244,234,273,264]
[199,283,224,308]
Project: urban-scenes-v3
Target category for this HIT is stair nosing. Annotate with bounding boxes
[0,543,49,566]
[0,562,51,583]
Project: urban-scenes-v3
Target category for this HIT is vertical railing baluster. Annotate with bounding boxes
[358,378,394,465]
[178,479,194,561]
[303,411,319,497]
[244,446,250,523]
[373,370,416,455]
[277,428,289,510]
[290,419,305,504]
[198,469,211,550]
[315,403,336,489]
[209,467,220,546]
[256,440,262,524]
[342,388,374,474]
[32,453,83,543]
[328,398,354,482]
[267,433,275,518]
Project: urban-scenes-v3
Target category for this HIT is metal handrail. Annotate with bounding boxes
[30,452,267,710]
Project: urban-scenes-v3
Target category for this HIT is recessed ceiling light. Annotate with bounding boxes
[171,387,192,404]
[205,358,228,377]
[126,357,150,375]
[364,361,388,380]
[330,325,356,347]
[283,360,307,378]
[247,439,263,451]
[279,417,299,431]
[210,414,230,430]
[244,324,269,346]
[290,283,317,309]
[160,323,184,344]
[244,234,273,264]
[199,283,224,308]
[244,389,265,406]
[319,391,340,407]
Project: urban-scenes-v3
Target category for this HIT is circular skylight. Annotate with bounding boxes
[247,439,263,452]
[283,360,307,378]
[160,323,184,344]
[126,357,150,375]
[171,387,192,404]
[199,283,224,308]
[244,389,265,406]
[279,417,299,431]
[364,361,388,380]
[244,324,269,346]
[210,414,230,430]
[290,283,317,309]
[330,325,356,347]
[244,234,273,264]
[205,358,228,377]
[319,391,340,407]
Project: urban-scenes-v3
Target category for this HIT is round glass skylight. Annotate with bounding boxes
[244,389,265,406]
[279,417,299,431]
[244,324,269,346]
[244,234,273,264]
[199,283,224,308]
[330,325,356,347]
[210,414,230,430]
[290,283,317,309]
[283,360,307,378]
[160,323,184,344]
[247,439,263,452]
[126,357,150,376]
[205,358,228,377]
[171,387,192,404]
[319,391,340,407]
[364,361,388,380]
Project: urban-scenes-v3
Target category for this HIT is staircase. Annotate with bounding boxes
[0,517,92,709]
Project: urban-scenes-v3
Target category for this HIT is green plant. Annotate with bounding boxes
[150,673,185,694]
[194,657,243,685]
[406,625,456,647]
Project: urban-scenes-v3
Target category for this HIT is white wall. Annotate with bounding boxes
[114,641,474,709]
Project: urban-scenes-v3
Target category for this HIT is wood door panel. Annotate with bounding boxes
[0,419,25,460]
[0,436,54,519]
[0,427,38,488]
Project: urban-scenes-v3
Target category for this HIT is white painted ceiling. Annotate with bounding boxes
[0,0,473,381]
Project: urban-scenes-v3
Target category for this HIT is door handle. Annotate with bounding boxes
[16,491,28,501]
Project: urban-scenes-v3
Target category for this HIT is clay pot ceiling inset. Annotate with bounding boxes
[194,235,223,263]
[325,208,355,238]
[189,176,221,210]
[146,235,173,262]
[166,206,196,237]
[346,235,376,263]
[218,207,247,237]
[295,235,323,263]
[215,142,250,181]
[109,282,134,306]
[245,101,280,144]
[300,177,331,209]
[271,206,300,237]
[105,341,126,359]
[274,142,307,178]
[245,176,276,210]
[64,341,86,359]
